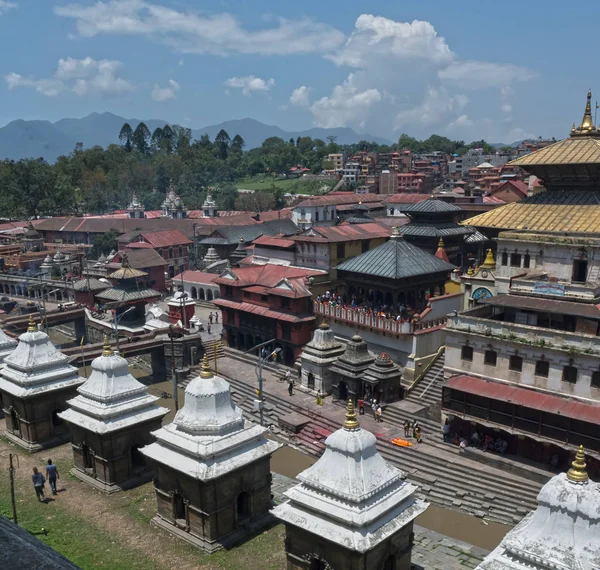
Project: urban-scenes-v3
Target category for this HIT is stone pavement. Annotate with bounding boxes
[271,473,489,570]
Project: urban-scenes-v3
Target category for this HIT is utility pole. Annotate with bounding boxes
[9,454,17,525]
[169,325,179,411]
[245,338,280,427]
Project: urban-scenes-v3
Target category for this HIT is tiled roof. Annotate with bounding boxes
[489,180,528,198]
[292,222,390,243]
[213,298,315,322]
[336,236,455,279]
[73,278,110,292]
[253,235,295,248]
[509,136,600,167]
[124,241,155,249]
[201,219,299,246]
[398,199,462,214]
[111,249,168,269]
[96,287,161,302]
[215,264,323,293]
[137,230,192,248]
[172,270,219,284]
[462,189,600,233]
[384,193,430,205]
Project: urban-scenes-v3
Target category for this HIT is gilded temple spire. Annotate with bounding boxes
[200,353,214,379]
[572,89,596,135]
[27,314,36,333]
[566,445,589,483]
[343,400,360,431]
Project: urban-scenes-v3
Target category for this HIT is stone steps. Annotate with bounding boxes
[224,374,540,525]
[403,361,445,413]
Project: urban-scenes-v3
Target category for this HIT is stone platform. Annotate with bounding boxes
[278,412,310,434]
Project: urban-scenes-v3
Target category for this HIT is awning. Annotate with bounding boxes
[446,375,600,424]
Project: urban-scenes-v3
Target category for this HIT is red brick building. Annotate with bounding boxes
[213,265,324,365]
[108,249,168,292]
[123,230,192,278]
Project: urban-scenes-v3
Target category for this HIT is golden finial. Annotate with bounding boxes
[102,335,112,356]
[319,321,329,330]
[27,314,36,332]
[437,237,445,249]
[467,266,474,276]
[481,248,496,268]
[200,353,214,379]
[343,400,360,431]
[574,89,595,134]
[567,445,589,483]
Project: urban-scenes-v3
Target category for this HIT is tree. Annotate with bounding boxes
[235,190,275,213]
[11,159,56,219]
[92,230,119,257]
[215,184,239,210]
[214,129,231,160]
[132,122,151,154]
[150,127,163,153]
[231,134,245,154]
[119,123,133,152]
[160,125,174,154]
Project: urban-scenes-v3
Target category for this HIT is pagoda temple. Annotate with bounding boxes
[272,401,428,570]
[298,322,345,394]
[141,356,281,552]
[59,337,168,493]
[465,90,600,236]
[476,446,600,570]
[329,334,375,402]
[0,316,85,451]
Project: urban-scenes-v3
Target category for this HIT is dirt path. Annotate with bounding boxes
[0,430,220,570]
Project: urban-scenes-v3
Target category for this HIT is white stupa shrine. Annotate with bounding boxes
[476,446,600,570]
[0,315,85,451]
[141,355,281,552]
[59,336,169,492]
[0,327,17,363]
[272,401,428,569]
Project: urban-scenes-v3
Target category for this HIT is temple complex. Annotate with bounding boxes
[272,401,428,570]
[0,316,85,451]
[297,322,345,393]
[59,337,168,493]
[141,356,281,552]
[475,446,600,570]
[126,192,145,219]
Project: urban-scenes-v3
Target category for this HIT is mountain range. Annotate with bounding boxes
[0,113,394,162]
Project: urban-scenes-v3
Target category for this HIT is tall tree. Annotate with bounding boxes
[119,123,133,152]
[231,134,245,153]
[161,124,174,154]
[150,127,163,153]
[214,129,231,160]
[132,122,151,155]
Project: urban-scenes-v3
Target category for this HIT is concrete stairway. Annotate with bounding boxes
[221,372,543,526]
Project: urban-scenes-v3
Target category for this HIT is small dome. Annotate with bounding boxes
[173,356,243,435]
[42,254,53,265]
[53,249,65,261]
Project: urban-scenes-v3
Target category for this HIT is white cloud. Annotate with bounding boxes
[5,57,133,97]
[0,1,16,15]
[439,61,536,89]
[501,85,514,99]
[5,73,63,97]
[224,75,274,96]
[289,85,311,107]
[447,114,473,130]
[394,87,468,130]
[307,74,382,129]
[55,0,345,56]
[327,14,453,68]
[501,103,513,114]
[152,79,180,102]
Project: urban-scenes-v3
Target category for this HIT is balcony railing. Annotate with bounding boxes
[314,302,414,335]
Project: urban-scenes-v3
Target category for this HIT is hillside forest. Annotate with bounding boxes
[0,121,498,219]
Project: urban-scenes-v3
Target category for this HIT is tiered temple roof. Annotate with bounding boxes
[272,401,428,552]
[0,327,17,363]
[0,316,84,398]
[329,334,375,382]
[141,356,280,481]
[300,322,345,366]
[476,446,600,570]
[59,337,168,433]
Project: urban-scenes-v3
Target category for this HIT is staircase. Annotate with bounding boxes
[403,359,445,419]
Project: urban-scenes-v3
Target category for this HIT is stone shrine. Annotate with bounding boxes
[329,334,375,402]
[364,353,402,404]
[476,446,600,570]
[59,337,168,493]
[272,401,428,570]
[141,355,281,553]
[298,322,345,394]
[0,316,85,451]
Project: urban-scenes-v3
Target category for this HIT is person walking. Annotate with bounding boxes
[208,312,213,324]
[286,370,294,396]
[45,459,59,495]
[415,426,422,444]
[442,418,450,443]
[412,421,420,439]
[32,467,46,502]
[403,420,410,438]
[207,322,211,334]
[316,389,323,406]
[358,398,365,415]
[371,400,378,420]
[215,313,219,324]
[375,405,382,423]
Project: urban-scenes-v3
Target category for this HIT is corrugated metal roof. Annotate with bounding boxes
[481,294,600,319]
[295,194,383,207]
[462,189,600,233]
[138,230,192,248]
[400,222,474,238]
[336,236,455,279]
[73,278,110,292]
[96,287,161,301]
[213,298,315,322]
[399,198,462,214]
[112,249,167,269]
[384,193,429,205]
[172,270,219,284]
[293,222,390,243]
[253,235,295,248]
[446,374,600,424]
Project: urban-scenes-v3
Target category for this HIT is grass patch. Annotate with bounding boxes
[236,175,336,195]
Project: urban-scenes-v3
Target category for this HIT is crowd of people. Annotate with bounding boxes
[315,290,416,322]
[443,419,509,454]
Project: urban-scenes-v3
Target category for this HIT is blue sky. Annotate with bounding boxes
[0,0,598,143]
